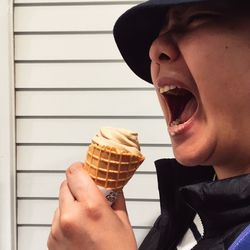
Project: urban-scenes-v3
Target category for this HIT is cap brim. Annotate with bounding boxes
[113,0,206,83]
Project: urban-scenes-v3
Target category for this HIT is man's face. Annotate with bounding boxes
[150,2,250,172]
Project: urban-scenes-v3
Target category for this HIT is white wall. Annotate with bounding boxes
[14,0,174,249]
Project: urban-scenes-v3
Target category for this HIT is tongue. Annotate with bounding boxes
[180,97,197,123]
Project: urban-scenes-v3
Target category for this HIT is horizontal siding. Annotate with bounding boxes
[18,227,49,250]
[18,227,150,250]
[17,199,159,247]
[15,1,168,249]
[17,145,174,172]
[15,5,134,32]
[16,90,161,116]
[16,118,170,144]
[18,199,160,226]
[15,34,120,60]
[17,172,159,199]
[15,62,148,88]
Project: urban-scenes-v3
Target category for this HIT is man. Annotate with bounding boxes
[47,0,250,249]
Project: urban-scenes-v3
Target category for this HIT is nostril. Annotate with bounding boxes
[159,53,171,61]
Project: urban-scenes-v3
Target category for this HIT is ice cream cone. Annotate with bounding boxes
[85,143,144,192]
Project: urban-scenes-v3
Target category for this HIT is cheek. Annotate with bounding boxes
[184,42,250,128]
[183,30,250,91]
[182,40,232,101]
[180,30,231,76]
[150,62,160,83]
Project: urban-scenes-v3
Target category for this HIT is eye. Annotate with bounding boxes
[186,12,220,27]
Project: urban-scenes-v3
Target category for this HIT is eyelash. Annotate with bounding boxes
[186,13,219,25]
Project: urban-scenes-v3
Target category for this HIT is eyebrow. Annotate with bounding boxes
[165,2,230,31]
[165,5,188,31]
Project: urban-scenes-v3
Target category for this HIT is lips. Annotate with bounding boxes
[159,85,198,135]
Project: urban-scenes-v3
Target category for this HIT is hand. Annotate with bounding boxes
[47,162,137,250]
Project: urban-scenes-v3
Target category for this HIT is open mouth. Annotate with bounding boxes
[160,86,198,127]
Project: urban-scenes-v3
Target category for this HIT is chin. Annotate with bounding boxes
[172,139,216,167]
[174,153,205,167]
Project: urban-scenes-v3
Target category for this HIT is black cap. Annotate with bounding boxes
[113,0,207,83]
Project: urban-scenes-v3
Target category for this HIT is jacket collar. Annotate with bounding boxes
[155,159,250,238]
[180,174,250,238]
[155,158,214,211]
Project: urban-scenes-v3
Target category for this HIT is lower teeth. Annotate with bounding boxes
[171,119,181,126]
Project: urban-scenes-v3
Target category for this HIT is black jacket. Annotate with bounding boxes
[139,159,250,250]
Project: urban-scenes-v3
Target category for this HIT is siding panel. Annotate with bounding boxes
[17,145,174,172]
[18,227,50,250]
[15,5,134,32]
[18,227,150,250]
[17,172,159,199]
[16,118,170,144]
[15,62,148,88]
[15,34,120,60]
[18,199,160,226]
[16,90,161,116]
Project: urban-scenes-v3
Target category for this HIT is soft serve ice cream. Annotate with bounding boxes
[84,127,144,204]
[91,127,143,156]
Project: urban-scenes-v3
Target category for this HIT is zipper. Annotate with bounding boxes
[190,213,206,250]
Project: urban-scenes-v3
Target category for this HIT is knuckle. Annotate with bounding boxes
[50,226,59,241]
[84,202,103,221]
[60,214,75,236]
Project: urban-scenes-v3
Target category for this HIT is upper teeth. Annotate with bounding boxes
[159,85,179,94]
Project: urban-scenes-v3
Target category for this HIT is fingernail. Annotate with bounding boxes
[68,162,83,174]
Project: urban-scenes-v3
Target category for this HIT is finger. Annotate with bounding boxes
[48,213,57,249]
[47,232,56,250]
[66,162,106,204]
[49,208,62,243]
[112,192,130,225]
[59,180,75,212]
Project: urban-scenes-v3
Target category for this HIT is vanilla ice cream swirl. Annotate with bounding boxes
[92,127,142,156]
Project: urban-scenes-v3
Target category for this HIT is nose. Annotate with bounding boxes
[149,33,179,64]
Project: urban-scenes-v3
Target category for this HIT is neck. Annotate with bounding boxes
[213,163,250,180]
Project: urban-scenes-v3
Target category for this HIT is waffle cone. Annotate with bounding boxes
[84,143,144,192]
